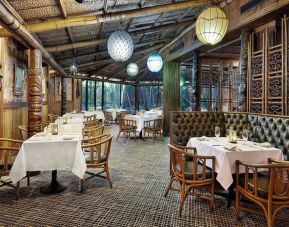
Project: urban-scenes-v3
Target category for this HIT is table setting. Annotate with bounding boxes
[186,127,284,190]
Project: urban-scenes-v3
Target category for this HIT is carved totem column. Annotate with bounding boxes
[192,50,200,111]
[28,49,42,137]
[238,29,251,111]
[61,77,67,115]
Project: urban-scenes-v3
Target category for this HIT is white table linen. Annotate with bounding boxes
[84,111,105,122]
[9,134,86,184]
[55,117,83,126]
[125,115,158,132]
[64,113,84,119]
[186,137,284,190]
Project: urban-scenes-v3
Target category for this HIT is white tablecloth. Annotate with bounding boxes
[9,134,86,184]
[125,115,158,132]
[55,117,83,126]
[64,113,84,119]
[186,137,284,190]
[84,111,105,121]
[143,110,162,118]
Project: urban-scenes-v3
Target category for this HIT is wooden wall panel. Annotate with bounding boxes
[3,107,27,140]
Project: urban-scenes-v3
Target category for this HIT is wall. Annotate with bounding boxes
[0,37,82,139]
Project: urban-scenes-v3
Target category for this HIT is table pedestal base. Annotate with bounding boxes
[40,170,68,194]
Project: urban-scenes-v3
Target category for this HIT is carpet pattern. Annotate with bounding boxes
[0,126,288,226]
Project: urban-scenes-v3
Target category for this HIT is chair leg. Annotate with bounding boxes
[178,184,186,216]
[105,163,113,188]
[116,130,121,141]
[134,130,136,140]
[210,182,215,209]
[236,187,240,220]
[16,181,20,200]
[267,202,273,227]
[164,177,174,197]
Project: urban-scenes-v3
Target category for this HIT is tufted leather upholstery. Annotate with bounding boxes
[170,111,289,159]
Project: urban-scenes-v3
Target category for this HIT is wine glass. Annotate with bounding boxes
[242,129,248,143]
[215,126,221,140]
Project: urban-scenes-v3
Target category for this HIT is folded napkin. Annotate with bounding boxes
[259,142,272,148]
[223,143,237,151]
[62,135,77,140]
[196,136,208,141]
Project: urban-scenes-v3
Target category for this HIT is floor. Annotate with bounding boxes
[0,126,288,226]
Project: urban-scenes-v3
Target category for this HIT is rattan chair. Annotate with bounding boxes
[116,119,137,141]
[164,144,215,216]
[236,159,289,227]
[81,133,113,191]
[84,119,100,128]
[143,117,163,141]
[84,114,97,122]
[0,138,27,200]
[83,125,104,139]
[18,125,28,141]
[104,112,113,127]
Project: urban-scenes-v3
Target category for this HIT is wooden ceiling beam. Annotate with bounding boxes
[58,0,67,18]
[0,2,66,77]
[46,20,191,52]
[58,38,169,64]
[0,0,208,36]
[63,58,113,70]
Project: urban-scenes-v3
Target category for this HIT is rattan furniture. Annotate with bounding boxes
[236,159,289,227]
[83,125,104,139]
[48,114,58,123]
[164,144,215,216]
[18,125,28,141]
[116,119,137,141]
[0,138,26,200]
[81,133,113,191]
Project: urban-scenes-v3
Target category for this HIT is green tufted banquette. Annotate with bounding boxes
[170,111,289,160]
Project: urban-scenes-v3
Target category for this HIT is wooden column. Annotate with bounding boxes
[28,49,42,137]
[61,77,67,115]
[238,29,250,111]
[163,61,180,136]
[135,85,139,111]
[192,50,200,111]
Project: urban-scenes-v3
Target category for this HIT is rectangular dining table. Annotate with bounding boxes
[9,133,86,194]
[186,137,284,190]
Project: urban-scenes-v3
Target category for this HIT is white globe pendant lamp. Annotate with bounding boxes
[126,63,139,77]
[69,63,78,74]
[196,6,228,45]
[107,30,134,62]
[147,53,163,73]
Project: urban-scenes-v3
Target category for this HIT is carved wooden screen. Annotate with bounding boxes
[249,19,286,115]
[199,59,239,112]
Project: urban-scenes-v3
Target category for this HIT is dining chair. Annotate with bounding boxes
[0,138,28,200]
[164,144,216,216]
[85,114,97,122]
[18,125,28,141]
[116,119,137,141]
[83,125,104,139]
[104,112,113,127]
[81,133,113,191]
[236,159,289,227]
[84,119,99,128]
[143,117,163,141]
[41,121,50,131]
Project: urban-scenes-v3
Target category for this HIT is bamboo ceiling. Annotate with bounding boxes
[5,0,207,82]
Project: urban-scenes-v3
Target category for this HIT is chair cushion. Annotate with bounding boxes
[240,173,288,199]
[84,152,106,163]
[184,161,212,180]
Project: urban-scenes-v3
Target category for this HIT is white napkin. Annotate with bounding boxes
[259,142,272,148]
[62,135,77,140]
[196,136,208,141]
[223,143,237,151]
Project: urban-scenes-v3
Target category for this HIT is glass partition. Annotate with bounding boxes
[104,82,120,109]
[121,85,135,112]
[139,86,163,110]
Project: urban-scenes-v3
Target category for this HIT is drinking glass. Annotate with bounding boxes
[214,126,221,140]
[242,129,248,142]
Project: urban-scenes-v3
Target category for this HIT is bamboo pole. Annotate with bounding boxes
[0,2,67,77]
[46,21,190,53]
[0,0,208,36]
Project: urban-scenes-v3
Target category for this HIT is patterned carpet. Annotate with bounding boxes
[0,126,288,226]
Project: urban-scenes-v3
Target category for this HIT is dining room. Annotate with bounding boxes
[0,0,289,226]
